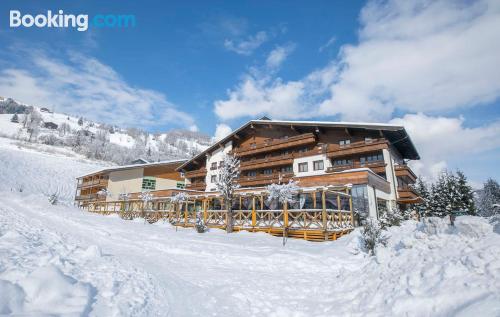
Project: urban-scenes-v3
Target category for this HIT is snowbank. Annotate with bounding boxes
[0,138,499,316]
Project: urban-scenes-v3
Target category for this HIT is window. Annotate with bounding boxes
[263,169,273,175]
[218,161,224,168]
[210,162,217,170]
[298,147,309,153]
[339,139,351,146]
[176,182,186,189]
[247,170,257,177]
[211,175,217,183]
[298,162,308,172]
[333,159,352,166]
[281,165,292,173]
[142,177,156,190]
[360,153,384,165]
[313,160,324,171]
[365,137,373,144]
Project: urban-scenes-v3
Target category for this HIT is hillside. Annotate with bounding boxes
[0,97,212,165]
[0,138,499,316]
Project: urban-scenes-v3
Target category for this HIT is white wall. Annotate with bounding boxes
[382,148,399,204]
[205,141,233,191]
[107,168,144,201]
[293,154,331,177]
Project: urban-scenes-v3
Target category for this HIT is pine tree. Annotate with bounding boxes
[456,170,476,215]
[215,154,240,233]
[10,114,19,123]
[477,178,500,217]
[413,178,430,215]
[78,117,84,126]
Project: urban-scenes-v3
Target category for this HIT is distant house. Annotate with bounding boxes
[43,122,58,130]
[130,158,150,165]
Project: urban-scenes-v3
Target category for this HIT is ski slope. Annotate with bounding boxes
[0,138,499,316]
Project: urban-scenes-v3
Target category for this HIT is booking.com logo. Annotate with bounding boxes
[9,10,136,32]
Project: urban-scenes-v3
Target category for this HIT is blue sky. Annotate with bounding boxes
[0,0,499,185]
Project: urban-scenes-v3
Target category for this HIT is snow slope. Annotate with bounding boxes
[0,140,499,316]
[0,137,105,202]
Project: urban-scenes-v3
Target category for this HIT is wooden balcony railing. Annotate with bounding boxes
[238,172,294,187]
[75,193,105,201]
[184,168,207,179]
[233,133,316,157]
[240,154,294,171]
[326,139,388,158]
[327,161,386,174]
[78,179,108,188]
[79,187,354,241]
[395,164,417,181]
[187,183,207,191]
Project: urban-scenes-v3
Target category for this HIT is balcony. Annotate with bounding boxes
[327,161,386,174]
[75,194,105,201]
[395,164,417,182]
[326,139,388,158]
[78,179,108,188]
[233,133,317,157]
[240,154,294,171]
[187,182,207,191]
[238,172,294,187]
[397,186,422,204]
[184,168,207,179]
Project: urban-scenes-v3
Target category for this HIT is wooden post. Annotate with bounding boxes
[322,190,327,240]
[284,201,289,228]
[337,194,341,228]
[251,196,256,228]
[184,201,188,226]
[203,199,208,223]
[347,187,354,227]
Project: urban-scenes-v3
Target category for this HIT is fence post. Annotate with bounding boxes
[347,187,354,227]
[203,199,208,223]
[322,190,327,240]
[251,196,256,228]
[337,194,341,228]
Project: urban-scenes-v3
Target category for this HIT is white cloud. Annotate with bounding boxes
[390,113,500,180]
[215,0,500,122]
[213,123,232,142]
[224,31,269,56]
[0,51,196,130]
[318,36,336,53]
[266,44,295,69]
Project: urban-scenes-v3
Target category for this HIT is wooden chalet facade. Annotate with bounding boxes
[178,118,421,220]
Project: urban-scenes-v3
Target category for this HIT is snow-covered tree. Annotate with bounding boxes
[139,191,154,211]
[456,170,476,215]
[361,218,387,255]
[10,114,19,123]
[170,192,189,211]
[58,122,71,136]
[97,188,112,199]
[215,154,240,233]
[78,117,84,126]
[266,180,300,206]
[379,207,404,229]
[477,178,500,217]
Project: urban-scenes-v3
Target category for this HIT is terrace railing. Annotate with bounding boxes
[80,187,354,241]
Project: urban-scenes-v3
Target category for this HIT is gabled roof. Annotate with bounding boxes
[178,119,420,170]
[78,159,187,178]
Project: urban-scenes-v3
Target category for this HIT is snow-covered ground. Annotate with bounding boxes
[0,138,499,316]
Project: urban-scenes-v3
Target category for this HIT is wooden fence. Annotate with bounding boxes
[81,188,354,241]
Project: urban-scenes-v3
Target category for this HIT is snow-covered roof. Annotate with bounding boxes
[77,159,187,178]
[178,118,420,170]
